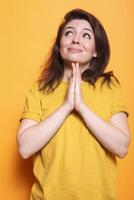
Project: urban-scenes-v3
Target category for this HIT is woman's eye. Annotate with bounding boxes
[83,33,91,39]
[64,31,73,36]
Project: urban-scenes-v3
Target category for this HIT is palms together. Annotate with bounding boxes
[66,63,84,112]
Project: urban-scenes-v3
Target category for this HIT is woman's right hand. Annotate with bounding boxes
[64,64,75,112]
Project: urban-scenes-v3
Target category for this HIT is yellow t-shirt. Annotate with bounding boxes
[20,77,129,200]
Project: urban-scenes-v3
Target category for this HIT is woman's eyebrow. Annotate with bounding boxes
[83,28,93,33]
[64,26,93,33]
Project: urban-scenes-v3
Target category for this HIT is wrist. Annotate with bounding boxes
[63,102,73,114]
[76,103,86,114]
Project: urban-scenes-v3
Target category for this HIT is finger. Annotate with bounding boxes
[77,63,81,77]
[72,62,76,85]
[76,63,81,84]
[76,63,79,79]
[75,64,79,94]
[69,63,75,92]
[72,63,76,75]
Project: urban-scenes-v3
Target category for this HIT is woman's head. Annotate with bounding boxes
[55,8,110,70]
[60,18,97,66]
[38,9,116,94]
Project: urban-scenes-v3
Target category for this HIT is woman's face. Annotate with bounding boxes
[60,19,97,65]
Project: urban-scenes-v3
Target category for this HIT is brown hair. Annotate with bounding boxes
[37,8,119,94]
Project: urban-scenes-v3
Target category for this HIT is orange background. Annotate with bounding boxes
[0,0,134,199]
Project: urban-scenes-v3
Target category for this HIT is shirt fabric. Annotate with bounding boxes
[20,77,129,200]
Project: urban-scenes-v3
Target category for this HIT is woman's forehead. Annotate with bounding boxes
[64,19,92,30]
[64,19,93,33]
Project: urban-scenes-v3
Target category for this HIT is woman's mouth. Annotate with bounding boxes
[68,47,83,53]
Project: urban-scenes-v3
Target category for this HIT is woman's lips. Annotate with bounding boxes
[68,47,83,53]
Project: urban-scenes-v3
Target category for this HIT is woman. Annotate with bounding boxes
[17,8,130,200]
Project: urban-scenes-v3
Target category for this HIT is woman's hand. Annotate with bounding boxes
[73,63,84,112]
[65,63,85,112]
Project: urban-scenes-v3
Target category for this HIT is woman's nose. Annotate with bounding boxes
[72,34,80,44]
[72,40,79,44]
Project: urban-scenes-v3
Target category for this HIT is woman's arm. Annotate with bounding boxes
[78,104,131,158]
[71,63,131,159]
[17,102,71,159]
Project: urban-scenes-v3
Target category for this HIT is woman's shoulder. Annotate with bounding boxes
[28,81,41,94]
[96,75,120,88]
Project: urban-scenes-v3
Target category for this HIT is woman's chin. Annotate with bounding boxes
[63,57,89,66]
[66,58,82,64]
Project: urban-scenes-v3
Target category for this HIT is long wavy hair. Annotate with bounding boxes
[37,8,119,94]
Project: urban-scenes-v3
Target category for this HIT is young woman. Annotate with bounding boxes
[17,8,130,200]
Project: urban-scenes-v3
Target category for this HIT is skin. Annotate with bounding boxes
[65,62,83,112]
[17,19,130,159]
[61,19,130,158]
[64,61,130,158]
[60,19,97,83]
[59,19,96,110]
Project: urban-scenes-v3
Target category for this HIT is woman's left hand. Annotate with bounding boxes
[72,63,85,112]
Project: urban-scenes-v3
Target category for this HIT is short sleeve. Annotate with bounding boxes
[110,79,129,117]
[20,82,41,122]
